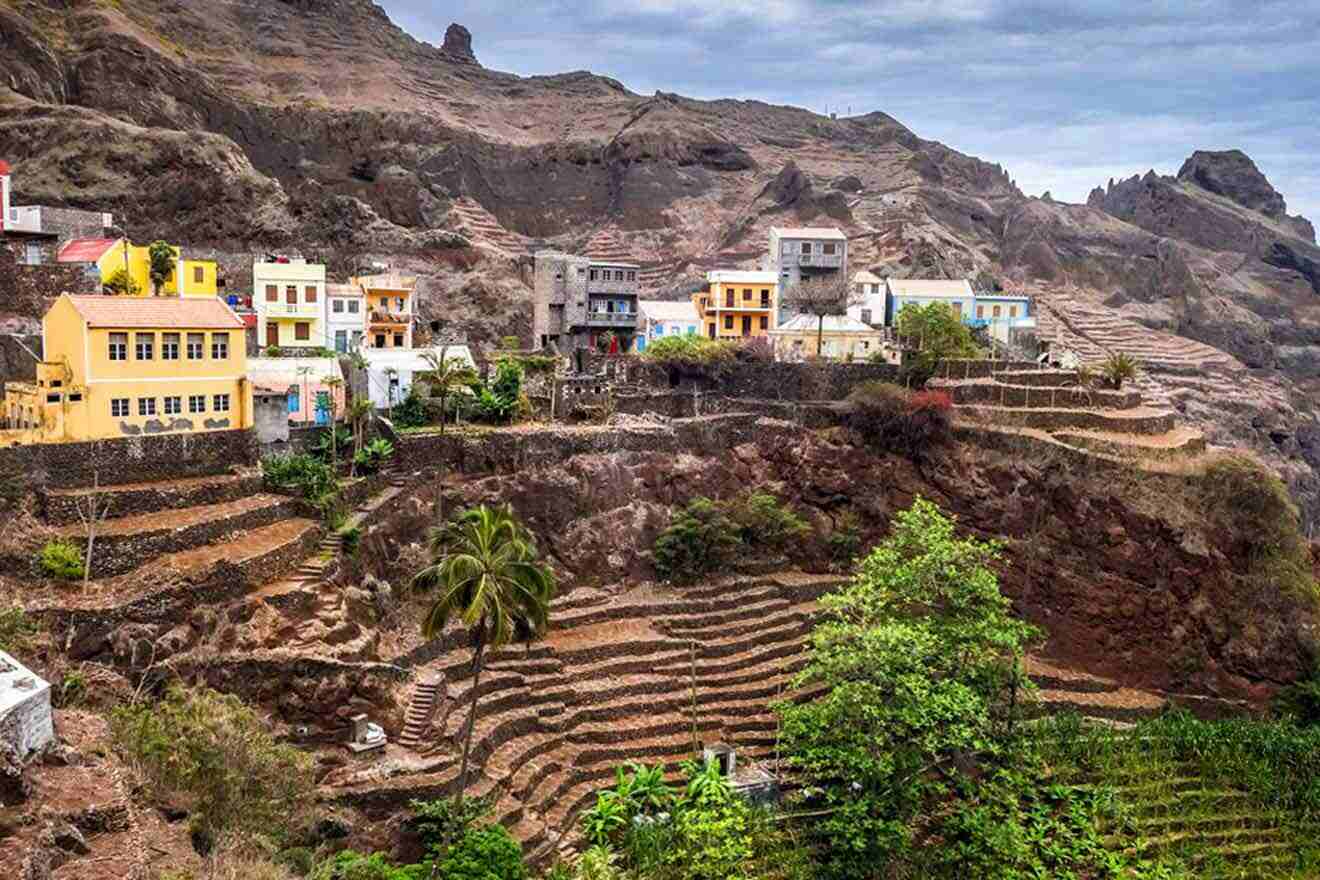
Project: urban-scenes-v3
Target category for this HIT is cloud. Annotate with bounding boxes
[381,0,1320,221]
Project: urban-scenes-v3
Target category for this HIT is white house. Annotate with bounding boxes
[847,271,886,327]
[635,299,700,352]
[362,344,477,411]
[325,283,367,353]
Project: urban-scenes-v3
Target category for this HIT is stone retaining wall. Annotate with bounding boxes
[627,361,902,400]
[40,474,266,526]
[0,428,257,490]
[957,406,1176,435]
[933,359,1039,379]
[991,369,1080,387]
[935,380,1143,410]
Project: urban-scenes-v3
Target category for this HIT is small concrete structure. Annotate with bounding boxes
[252,385,291,445]
[0,650,53,759]
[247,356,344,427]
[346,713,386,753]
[703,741,779,806]
[361,345,476,411]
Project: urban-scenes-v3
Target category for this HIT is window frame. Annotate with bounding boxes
[108,332,128,362]
[293,323,310,342]
[111,398,130,418]
[161,332,180,361]
[213,393,231,413]
[187,333,205,360]
[138,397,157,417]
[163,396,182,416]
[211,332,230,360]
[188,395,206,414]
[135,333,154,361]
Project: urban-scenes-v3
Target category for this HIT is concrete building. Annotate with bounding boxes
[532,251,640,351]
[1,160,115,266]
[55,239,218,298]
[253,257,326,351]
[0,649,52,759]
[768,227,849,320]
[693,270,779,341]
[252,386,291,446]
[0,294,251,444]
[355,273,417,350]
[770,313,888,361]
[971,293,1036,344]
[635,299,700,352]
[246,356,345,427]
[885,278,977,326]
[848,271,886,327]
[325,283,367,353]
[361,344,476,411]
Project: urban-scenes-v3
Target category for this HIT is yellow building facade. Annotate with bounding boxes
[57,239,219,298]
[1,295,252,445]
[355,273,416,349]
[693,270,780,341]
[254,258,327,350]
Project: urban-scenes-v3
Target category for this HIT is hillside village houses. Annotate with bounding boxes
[694,270,781,340]
[532,252,641,352]
[0,160,115,266]
[770,313,890,362]
[1,295,252,445]
[634,299,700,352]
[254,256,327,351]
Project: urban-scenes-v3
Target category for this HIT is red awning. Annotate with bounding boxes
[57,238,118,263]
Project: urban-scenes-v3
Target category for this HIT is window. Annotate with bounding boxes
[46,393,61,403]
[743,288,752,301]
[335,330,348,353]
[759,316,768,330]
[24,243,42,265]
[162,332,180,360]
[993,305,1002,318]
[823,242,837,255]
[590,269,598,281]
[1009,306,1018,318]
[332,299,344,314]
[374,333,386,348]
[265,284,278,302]
[725,291,734,307]
[781,242,793,256]
[801,242,813,254]
[627,270,636,281]
[976,306,985,318]
[212,332,230,359]
[305,285,318,303]
[286,285,297,304]
[687,325,696,335]
[724,315,733,330]
[347,299,360,314]
[294,323,310,341]
[164,396,181,415]
[951,303,962,318]
[135,333,154,360]
[108,332,128,361]
[189,395,206,414]
[187,332,204,359]
[351,331,363,348]
[111,399,130,418]
[193,265,204,284]
[395,297,405,311]
[393,333,404,347]
[861,309,872,324]
[760,289,771,307]
[138,397,156,416]
[654,325,665,337]
[68,393,82,402]
[213,394,230,413]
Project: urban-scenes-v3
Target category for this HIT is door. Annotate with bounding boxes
[742,316,752,335]
[315,391,331,426]
[287,386,300,415]
[266,322,279,347]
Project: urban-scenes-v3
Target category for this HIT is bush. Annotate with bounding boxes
[110,686,314,841]
[405,796,493,861]
[0,604,37,654]
[653,497,742,583]
[39,539,84,580]
[1275,669,1320,726]
[353,438,395,474]
[735,335,775,363]
[437,826,526,880]
[727,492,808,555]
[1101,351,1138,389]
[392,390,429,429]
[311,850,426,880]
[643,336,737,373]
[844,382,952,462]
[262,453,336,502]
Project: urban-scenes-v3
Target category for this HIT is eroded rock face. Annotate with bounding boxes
[1178,150,1289,220]
[441,23,477,64]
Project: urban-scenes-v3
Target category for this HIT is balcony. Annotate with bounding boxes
[369,310,410,327]
[587,277,639,296]
[585,310,638,328]
[719,300,774,312]
[263,301,321,319]
[5,206,42,234]
[797,252,843,268]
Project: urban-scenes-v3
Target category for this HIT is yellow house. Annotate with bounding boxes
[56,238,219,298]
[768,313,891,362]
[254,258,326,350]
[355,273,416,349]
[1,295,252,444]
[693,270,780,341]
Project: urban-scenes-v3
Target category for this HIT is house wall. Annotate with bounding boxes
[770,327,885,360]
[177,259,219,297]
[253,261,327,351]
[255,393,291,444]
[94,241,199,295]
[695,279,779,340]
[325,297,366,352]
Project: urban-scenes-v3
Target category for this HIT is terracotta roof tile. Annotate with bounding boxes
[63,294,246,330]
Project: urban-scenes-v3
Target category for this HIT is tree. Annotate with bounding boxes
[147,240,176,296]
[103,268,141,296]
[1101,351,1139,390]
[894,301,981,387]
[324,376,343,475]
[296,365,314,427]
[410,505,556,804]
[421,346,478,434]
[346,395,372,477]
[783,275,862,358]
[777,498,1041,878]
[74,470,113,588]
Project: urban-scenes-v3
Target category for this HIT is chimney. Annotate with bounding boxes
[0,160,11,233]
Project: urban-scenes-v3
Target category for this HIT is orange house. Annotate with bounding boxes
[693,270,780,340]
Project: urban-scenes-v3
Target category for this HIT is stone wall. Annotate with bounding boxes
[0,242,92,327]
[934,379,1143,410]
[40,474,266,526]
[628,360,901,400]
[0,334,41,385]
[933,359,1039,379]
[0,428,258,489]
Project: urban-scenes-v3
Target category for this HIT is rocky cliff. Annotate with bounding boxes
[1,0,1318,522]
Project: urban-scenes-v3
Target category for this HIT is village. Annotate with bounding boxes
[1,147,1315,880]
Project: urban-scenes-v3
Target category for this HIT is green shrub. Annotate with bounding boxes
[1101,351,1139,389]
[311,850,427,880]
[405,796,493,861]
[643,336,736,372]
[1275,669,1320,726]
[339,526,362,557]
[827,510,862,568]
[262,453,336,501]
[38,539,84,580]
[110,686,314,841]
[353,438,395,474]
[392,390,429,429]
[314,426,353,462]
[0,604,37,654]
[653,497,742,583]
[436,826,526,880]
[727,492,808,555]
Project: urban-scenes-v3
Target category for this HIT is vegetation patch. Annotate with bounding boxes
[37,538,84,581]
[653,492,807,583]
[844,381,953,461]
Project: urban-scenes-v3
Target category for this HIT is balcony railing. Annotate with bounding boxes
[5,206,42,234]
[797,252,844,268]
[369,310,411,326]
[263,301,321,318]
[587,278,640,296]
[585,311,638,327]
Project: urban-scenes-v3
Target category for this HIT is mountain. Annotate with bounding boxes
[2,0,1318,523]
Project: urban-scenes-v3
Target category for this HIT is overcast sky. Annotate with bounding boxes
[380,0,1319,222]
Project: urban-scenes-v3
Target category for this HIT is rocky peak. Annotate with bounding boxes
[1177,149,1287,218]
[441,23,477,65]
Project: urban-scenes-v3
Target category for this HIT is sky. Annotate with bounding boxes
[379,0,1320,221]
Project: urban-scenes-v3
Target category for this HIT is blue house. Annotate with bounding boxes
[884,278,977,326]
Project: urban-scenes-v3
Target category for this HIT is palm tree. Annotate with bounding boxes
[410,504,556,804]
[420,346,478,434]
[324,376,343,474]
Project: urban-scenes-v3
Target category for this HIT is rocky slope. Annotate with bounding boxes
[1,0,1318,522]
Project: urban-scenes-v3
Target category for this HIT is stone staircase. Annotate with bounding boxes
[398,678,443,751]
